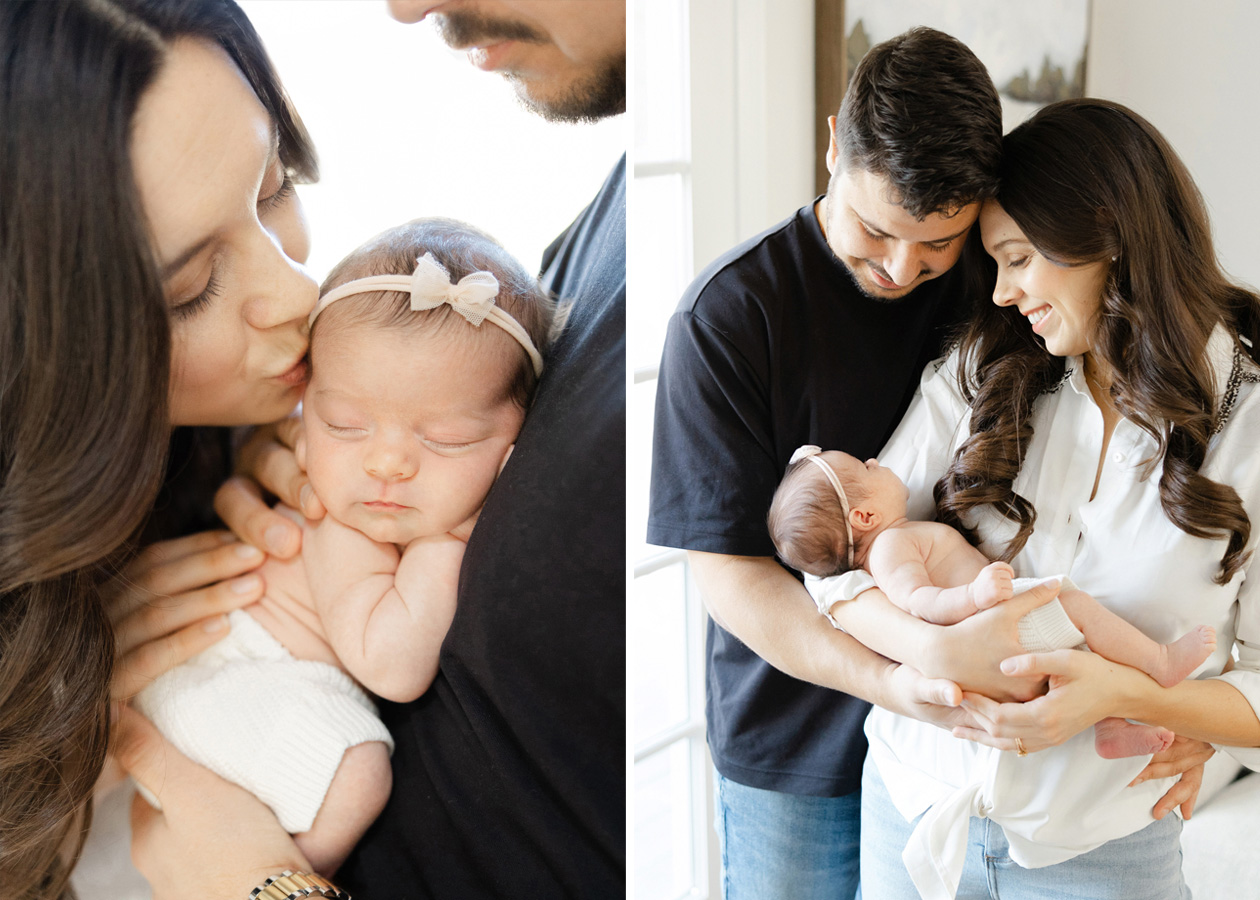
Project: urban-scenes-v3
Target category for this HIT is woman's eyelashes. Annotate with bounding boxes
[171,266,222,321]
[258,173,295,214]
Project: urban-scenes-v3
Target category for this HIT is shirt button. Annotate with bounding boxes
[1112,451,1125,463]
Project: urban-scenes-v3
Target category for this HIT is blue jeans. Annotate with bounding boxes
[714,770,861,900]
[859,756,1191,899]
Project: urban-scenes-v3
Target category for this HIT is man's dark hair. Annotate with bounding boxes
[834,26,1002,218]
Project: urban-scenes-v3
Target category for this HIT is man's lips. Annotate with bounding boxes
[867,265,899,290]
[468,40,516,71]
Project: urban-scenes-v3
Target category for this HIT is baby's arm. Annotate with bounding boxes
[868,529,1012,626]
[302,515,462,702]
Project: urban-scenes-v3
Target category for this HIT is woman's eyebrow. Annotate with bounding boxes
[161,234,216,281]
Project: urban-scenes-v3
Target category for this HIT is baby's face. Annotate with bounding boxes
[302,324,525,545]
[824,451,910,520]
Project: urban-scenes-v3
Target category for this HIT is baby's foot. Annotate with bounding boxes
[971,561,1014,610]
[1152,625,1216,687]
[1095,718,1175,760]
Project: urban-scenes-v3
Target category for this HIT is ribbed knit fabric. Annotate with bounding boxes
[1013,577,1087,652]
[134,609,393,832]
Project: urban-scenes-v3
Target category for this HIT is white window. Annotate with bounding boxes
[631,2,814,897]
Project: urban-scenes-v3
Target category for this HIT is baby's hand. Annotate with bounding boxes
[972,561,1015,610]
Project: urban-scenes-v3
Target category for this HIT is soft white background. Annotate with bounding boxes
[238,0,626,283]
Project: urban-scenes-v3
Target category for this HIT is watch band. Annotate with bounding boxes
[249,871,349,900]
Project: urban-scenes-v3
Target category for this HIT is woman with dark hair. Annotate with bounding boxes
[834,99,1260,898]
[0,0,322,896]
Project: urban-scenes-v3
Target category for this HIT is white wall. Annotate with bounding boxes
[688,0,814,271]
[1087,0,1260,289]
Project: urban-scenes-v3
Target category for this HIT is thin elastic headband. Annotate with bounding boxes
[310,252,544,377]
[790,445,855,570]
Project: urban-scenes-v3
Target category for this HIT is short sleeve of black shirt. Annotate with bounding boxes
[340,157,625,898]
[648,201,967,796]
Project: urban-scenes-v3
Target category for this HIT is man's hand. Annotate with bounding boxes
[834,579,1060,702]
[879,661,975,732]
[112,705,311,899]
[1131,735,1215,820]
[216,419,323,559]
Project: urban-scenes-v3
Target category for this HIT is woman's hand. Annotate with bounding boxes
[1131,735,1215,820]
[951,648,1151,752]
[111,705,310,899]
[215,418,323,559]
[107,530,266,701]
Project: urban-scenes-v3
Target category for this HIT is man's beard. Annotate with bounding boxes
[433,10,625,123]
[509,53,625,123]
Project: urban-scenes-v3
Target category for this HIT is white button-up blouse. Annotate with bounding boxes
[866,325,1260,900]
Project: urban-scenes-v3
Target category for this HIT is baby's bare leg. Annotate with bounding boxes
[293,741,392,876]
[1058,589,1216,687]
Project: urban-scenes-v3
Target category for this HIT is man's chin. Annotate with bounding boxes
[509,60,625,123]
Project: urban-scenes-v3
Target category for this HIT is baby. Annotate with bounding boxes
[768,445,1217,760]
[136,218,562,873]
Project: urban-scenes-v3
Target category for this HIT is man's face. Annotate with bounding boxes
[821,168,978,302]
[387,1,625,122]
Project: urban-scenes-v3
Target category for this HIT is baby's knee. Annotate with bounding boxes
[335,740,393,817]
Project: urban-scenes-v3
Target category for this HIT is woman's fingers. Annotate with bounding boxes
[1130,736,1215,786]
[111,616,232,701]
[108,537,266,624]
[950,725,1024,753]
[215,476,302,559]
[1151,761,1205,820]
[113,571,264,656]
[124,530,237,579]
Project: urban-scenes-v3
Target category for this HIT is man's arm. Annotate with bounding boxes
[688,550,968,722]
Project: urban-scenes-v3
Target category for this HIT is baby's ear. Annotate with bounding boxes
[849,506,878,533]
[497,443,515,478]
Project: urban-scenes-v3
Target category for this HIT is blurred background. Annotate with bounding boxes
[629,2,1260,898]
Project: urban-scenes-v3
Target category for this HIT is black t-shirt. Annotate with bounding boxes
[340,157,626,898]
[647,200,970,796]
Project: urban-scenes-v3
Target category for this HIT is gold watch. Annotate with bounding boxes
[249,871,349,900]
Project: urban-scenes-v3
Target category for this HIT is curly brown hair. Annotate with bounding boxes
[935,99,1260,585]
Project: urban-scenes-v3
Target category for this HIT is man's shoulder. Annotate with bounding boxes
[678,202,842,323]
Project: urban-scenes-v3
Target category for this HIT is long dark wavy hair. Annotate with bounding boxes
[935,99,1260,586]
[0,2,316,896]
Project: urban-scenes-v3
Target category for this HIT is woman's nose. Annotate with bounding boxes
[246,200,318,330]
[992,273,1021,307]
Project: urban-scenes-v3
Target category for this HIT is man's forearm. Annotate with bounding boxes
[687,550,901,705]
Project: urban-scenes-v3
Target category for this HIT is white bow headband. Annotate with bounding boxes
[310,252,544,377]
[790,445,854,570]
